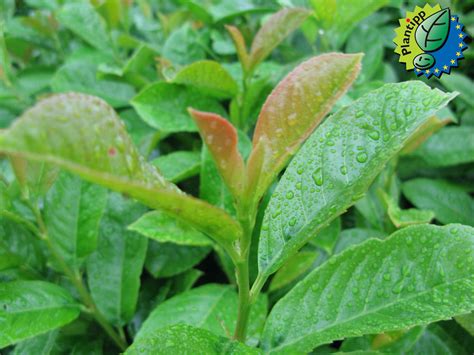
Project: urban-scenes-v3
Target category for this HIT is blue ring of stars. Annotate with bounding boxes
[415,14,469,78]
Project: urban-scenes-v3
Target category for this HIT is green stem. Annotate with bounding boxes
[234,259,251,341]
[28,202,128,351]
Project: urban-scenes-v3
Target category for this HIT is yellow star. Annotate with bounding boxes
[459,43,464,47]
[451,59,455,64]
[459,33,464,38]
[443,65,448,70]
[425,69,430,74]
[451,16,456,21]
[456,24,461,29]
[435,68,439,73]
[456,51,461,56]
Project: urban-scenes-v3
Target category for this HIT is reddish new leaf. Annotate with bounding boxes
[245,53,362,205]
[189,108,245,198]
[226,25,250,73]
[249,8,310,72]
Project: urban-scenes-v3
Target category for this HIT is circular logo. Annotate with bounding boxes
[394,4,469,78]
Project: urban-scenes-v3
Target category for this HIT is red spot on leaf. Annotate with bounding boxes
[108,147,117,156]
[406,18,411,22]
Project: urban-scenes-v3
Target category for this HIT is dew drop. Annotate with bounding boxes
[356,152,368,163]
[289,217,297,226]
[287,113,297,126]
[286,191,294,200]
[297,167,305,175]
[312,168,323,186]
[356,111,364,118]
[296,182,302,190]
[383,273,391,281]
[340,166,348,175]
[368,130,380,140]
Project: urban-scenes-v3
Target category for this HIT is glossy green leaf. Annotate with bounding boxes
[246,53,362,206]
[131,83,225,133]
[51,62,135,109]
[173,60,238,99]
[269,251,318,292]
[249,8,309,71]
[402,178,474,226]
[128,211,212,246]
[455,313,474,336]
[411,323,472,354]
[0,218,45,272]
[333,229,386,256]
[151,151,200,183]
[126,324,261,354]
[380,190,434,228]
[415,8,450,52]
[145,241,210,278]
[136,284,267,346]
[190,109,245,198]
[309,217,341,254]
[258,82,456,277]
[0,281,80,348]
[12,329,60,355]
[400,116,449,155]
[0,93,241,246]
[262,224,474,353]
[57,2,114,55]
[87,193,147,326]
[44,171,107,269]
[408,127,474,167]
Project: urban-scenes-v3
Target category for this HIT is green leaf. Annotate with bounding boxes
[57,2,114,55]
[131,83,226,133]
[13,329,60,355]
[126,324,261,354]
[440,73,474,108]
[402,178,474,226]
[0,93,241,247]
[162,24,206,66]
[248,8,310,71]
[408,127,474,167]
[44,171,107,269]
[380,190,434,228]
[258,82,456,277]
[151,151,200,183]
[333,229,386,256]
[128,211,212,246]
[87,193,147,326]
[261,224,474,353]
[455,313,474,336]
[0,281,80,348]
[415,8,451,52]
[0,218,45,272]
[269,251,318,292]
[51,62,135,108]
[411,323,472,354]
[246,53,362,206]
[173,60,238,99]
[145,241,210,278]
[310,0,387,48]
[309,217,341,254]
[136,284,267,346]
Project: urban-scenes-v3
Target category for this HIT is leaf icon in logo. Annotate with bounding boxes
[415,8,451,52]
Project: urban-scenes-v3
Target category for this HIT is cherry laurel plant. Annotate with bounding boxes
[0,6,473,355]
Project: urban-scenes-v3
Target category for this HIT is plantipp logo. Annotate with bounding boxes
[394,4,469,78]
